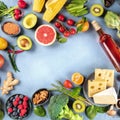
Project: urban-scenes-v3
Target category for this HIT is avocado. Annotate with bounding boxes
[17,35,32,50]
[23,13,37,29]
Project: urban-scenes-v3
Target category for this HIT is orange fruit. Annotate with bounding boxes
[0,37,8,50]
[71,72,84,85]
[76,17,90,32]
[81,21,89,32]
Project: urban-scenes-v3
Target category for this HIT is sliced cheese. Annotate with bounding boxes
[93,87,117,104]
[95,69,114,87]
[88,80,107,97]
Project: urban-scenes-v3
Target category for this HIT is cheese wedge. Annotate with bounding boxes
[88,80,107,97]
[93,87,117,104]
[95,69,114,87]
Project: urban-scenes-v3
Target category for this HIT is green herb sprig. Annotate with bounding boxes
[7,45,20,72]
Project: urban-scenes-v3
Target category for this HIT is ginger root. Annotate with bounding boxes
[0,72,19,95]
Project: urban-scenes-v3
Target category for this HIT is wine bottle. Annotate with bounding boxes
[91,20,120,72]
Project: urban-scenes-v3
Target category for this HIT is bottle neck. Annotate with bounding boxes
[96,28,105,36]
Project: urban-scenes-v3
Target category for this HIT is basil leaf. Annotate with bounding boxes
[58,37,67,43]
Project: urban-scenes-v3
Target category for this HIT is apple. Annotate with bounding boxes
[0,54,5,68]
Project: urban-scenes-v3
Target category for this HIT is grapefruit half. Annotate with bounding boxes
[35,24,56,46]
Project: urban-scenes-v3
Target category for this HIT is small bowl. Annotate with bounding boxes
[32,88,50,106]
[116,99,120,109]
[6,94,32,120]
[1,21,21,36]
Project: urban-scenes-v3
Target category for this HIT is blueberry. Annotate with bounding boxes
[17,109,20,113]
[15,95,19,98]
[18,100,23,104]
[7,103,12,108]
[19,95,24,99]
[13,107,17,112]
[12,111,17,116]
[9,97,14,101]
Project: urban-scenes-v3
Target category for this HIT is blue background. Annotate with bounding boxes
[0,0,120,120]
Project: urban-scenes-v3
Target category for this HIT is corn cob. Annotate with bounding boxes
[32,0,45,12]
[43,0,67,22]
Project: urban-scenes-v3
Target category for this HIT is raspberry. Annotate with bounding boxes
[8,107,13,113]
[19,112,24,117]
[13,101,18,106]
[23,105,28,109]
[23,101,28,106]
[18,104,24,110]
[15,97,20,102]
[23,96,29,101]
[21,109,27,115]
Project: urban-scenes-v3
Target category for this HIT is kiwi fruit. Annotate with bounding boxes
[72,100,86,113]
[90,4,104,17]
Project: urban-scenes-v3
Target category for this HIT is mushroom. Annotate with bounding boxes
[107,105,116,116]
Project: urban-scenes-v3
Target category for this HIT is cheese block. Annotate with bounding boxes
[93,87,117,104]
[95,69,114,87]
[88,80,107,97]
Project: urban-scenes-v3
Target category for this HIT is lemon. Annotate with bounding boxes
[0,37,8,50]
[71,72,84,85]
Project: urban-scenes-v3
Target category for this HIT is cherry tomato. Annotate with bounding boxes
[59,26,65,33]
[0,54,5,68]
[54,21,61,28]
[63,80,73,89]
[67,19,75,26]
[57,14,65,22]
[69,28,77,35]
[63,31,70,37]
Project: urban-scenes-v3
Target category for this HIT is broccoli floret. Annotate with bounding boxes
[48,94,83,120]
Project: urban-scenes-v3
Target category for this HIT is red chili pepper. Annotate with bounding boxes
[8,49,24,54]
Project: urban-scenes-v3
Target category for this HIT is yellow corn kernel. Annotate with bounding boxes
[32,0,45,12]
[43,0,67,22]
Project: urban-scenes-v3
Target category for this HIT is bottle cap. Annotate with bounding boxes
[91,20,101,31]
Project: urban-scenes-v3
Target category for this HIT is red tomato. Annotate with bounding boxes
[0,54,4,68]
[63,80,73,89]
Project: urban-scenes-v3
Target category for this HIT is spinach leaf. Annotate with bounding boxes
[95,105,110,113]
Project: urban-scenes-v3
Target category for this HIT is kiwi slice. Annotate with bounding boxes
[90,4,104,17]
[72,100,86,113]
